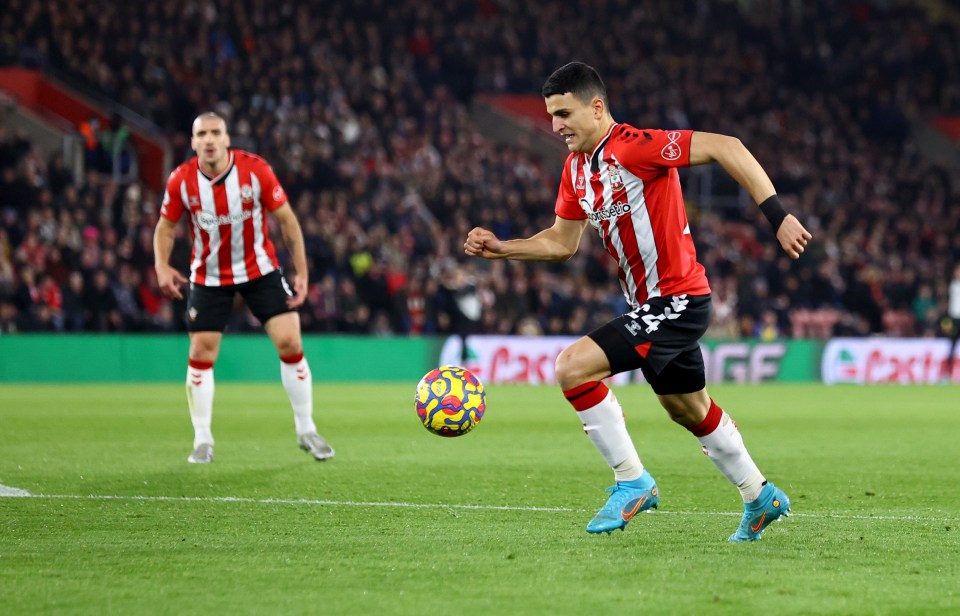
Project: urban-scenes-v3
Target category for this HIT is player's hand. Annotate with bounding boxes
[287,274,308,309]
[464,227,504,259]
[776,214,812,260]
[156,264,187,300]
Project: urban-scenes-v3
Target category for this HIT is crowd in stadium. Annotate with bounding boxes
[1,0,958,339]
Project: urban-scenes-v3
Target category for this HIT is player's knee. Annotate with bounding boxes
[265,313,302,356]
[554,348,576,390]
[189,337,220,363]
[274,337,302,357]
[555,347,591,390]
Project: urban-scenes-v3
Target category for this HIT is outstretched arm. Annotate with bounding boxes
[464,216,588,262]
[689,132,812,259]
[272,202,309,308]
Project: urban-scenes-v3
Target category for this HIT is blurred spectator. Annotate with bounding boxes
[60,271,86,332]
[84,269,120,331]
[754,309,783,341]
[436,263,483,361]
[0,300,20,333]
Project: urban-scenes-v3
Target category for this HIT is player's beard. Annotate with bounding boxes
[202,149,227,174]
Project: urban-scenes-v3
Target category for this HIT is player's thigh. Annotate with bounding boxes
[588,295,711,395]
[186,283,236,333]
[239,270,295,325]
[647,343,707,395]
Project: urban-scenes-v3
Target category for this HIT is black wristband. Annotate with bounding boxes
[758,195,788,233]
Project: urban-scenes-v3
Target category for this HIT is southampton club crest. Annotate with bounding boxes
[607,163,624,191]
[240,184,254,203]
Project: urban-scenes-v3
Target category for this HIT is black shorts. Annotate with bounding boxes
[186,270,295,332]
[587,294,711,395]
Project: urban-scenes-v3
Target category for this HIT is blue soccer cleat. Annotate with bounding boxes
[586,470,659,534]
[728,482,791,542]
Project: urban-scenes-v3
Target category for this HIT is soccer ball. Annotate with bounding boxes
[415,365,486,437]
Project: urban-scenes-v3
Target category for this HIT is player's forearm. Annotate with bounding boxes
[153,223,175,269]
[281,223,309,281]
[498,233,577,262]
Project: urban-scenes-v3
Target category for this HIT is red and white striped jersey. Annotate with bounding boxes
[555,124,711,308]
[160,150,287,287]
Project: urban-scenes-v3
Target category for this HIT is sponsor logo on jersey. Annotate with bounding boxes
[586,200,631,224]
[660,131,683,161]
[196,209,254,231]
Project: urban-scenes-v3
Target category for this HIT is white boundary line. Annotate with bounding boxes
[1,488,957,522]
[0,484,30,497]
[6,493,576,512]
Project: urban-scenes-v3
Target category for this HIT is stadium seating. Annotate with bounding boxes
[1,0,958,338]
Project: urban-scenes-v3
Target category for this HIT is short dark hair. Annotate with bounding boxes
[541,62,608,107]
[192,111,228,134]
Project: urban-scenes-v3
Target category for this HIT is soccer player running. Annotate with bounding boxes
[464,62,812,541]
[154,112,334,464]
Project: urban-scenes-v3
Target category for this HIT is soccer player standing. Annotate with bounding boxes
[464,62,811,541]
[154,112,334,464]
[946,263,960,382]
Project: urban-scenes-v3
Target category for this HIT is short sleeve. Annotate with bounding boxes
[617,129,693,179]
[253,161,288,211]
[554,155,586,220]
[160,169,185,222]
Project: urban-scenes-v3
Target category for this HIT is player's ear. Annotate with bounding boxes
[592,96,605,119]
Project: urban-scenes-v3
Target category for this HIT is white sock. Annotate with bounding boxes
[691,399,765,502]
[281,353,316,435]
[564,381,644,482]
[186,360,214,447]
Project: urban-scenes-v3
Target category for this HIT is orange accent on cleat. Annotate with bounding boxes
[750,512,767,533]
[621,495,648,521]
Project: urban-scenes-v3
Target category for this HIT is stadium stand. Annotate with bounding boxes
[1,0,958,338]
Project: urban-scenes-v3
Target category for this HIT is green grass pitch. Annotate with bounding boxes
[1,382,958,615]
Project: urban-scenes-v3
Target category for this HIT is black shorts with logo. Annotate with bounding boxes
[587,294,711,395]
[186,269,295,332]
